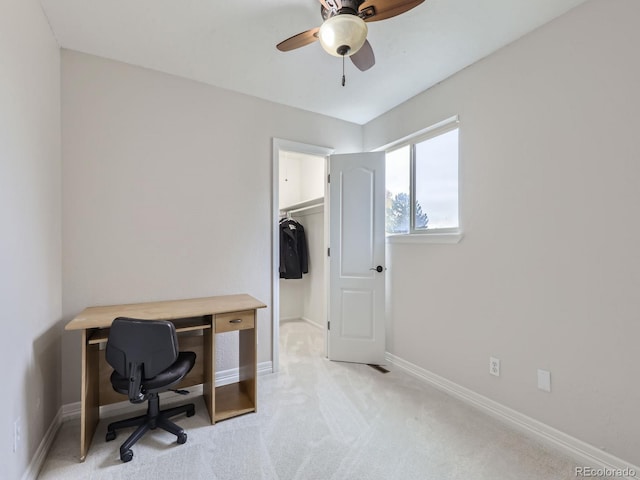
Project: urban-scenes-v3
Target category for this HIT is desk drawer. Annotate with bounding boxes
[215,310,254,333]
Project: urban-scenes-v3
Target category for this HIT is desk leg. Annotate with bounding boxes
[238,323,257,412]
[80,329,100,461]
[203,326,215,424]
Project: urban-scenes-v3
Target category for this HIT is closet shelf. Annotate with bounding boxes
[280,197,324,217]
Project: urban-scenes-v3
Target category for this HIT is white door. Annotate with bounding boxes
[328,152,386,364]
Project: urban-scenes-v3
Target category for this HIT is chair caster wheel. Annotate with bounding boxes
[120,449,133,462]
[177,432,187,444]
[187,407,195,417]
[105,431,116,442]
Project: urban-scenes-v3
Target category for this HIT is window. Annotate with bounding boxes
[385,119,460,242]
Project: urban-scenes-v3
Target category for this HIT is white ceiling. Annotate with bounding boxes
[39,0,589,125]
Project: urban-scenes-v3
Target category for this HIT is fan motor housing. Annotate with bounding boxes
[321,0,365,20]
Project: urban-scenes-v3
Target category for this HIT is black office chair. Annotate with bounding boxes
[105,317,197,462]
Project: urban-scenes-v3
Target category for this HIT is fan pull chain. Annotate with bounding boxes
[342,54,346,87]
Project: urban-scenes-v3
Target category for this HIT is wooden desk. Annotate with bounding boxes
[65,294,267,461]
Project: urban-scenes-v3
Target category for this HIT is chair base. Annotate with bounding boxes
[106,392,195,462]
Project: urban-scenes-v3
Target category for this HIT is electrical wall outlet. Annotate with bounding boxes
[537,369,551,392]
[13,417,21,453]
[489,357,500,376]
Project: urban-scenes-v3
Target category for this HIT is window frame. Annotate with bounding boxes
[385,116,462,244]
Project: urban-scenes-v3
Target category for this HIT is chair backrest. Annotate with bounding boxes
[106,317,179,401]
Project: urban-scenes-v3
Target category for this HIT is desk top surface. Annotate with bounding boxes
[65,294,267,330]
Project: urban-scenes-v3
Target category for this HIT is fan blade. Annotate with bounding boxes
[276,27,320,52]
[360,0,425,22]
[351,40,375,71]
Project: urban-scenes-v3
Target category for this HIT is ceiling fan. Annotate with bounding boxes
[277,0,425,79]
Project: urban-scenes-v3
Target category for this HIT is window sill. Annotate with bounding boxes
[386,231,463,244]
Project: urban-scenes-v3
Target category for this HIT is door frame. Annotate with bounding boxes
[271,138,334,373]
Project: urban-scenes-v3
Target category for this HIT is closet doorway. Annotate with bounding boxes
[272,139,333,372]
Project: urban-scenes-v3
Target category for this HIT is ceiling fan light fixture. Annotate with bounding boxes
[318,14,368,57]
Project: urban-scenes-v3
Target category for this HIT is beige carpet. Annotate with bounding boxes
[38,319,592,479]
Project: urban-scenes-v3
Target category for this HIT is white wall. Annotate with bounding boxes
[278,152,303,210]
[0,0,62,478]
[365,0,640,467]
[300,210,325,328]
[61,50,362,404]
[300,156,325,203]
[278,277,305,321]
[278,151,325,209]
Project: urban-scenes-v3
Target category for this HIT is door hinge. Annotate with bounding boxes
[327,321,330,330]
[327,174,330,183]
[327,247,330,257]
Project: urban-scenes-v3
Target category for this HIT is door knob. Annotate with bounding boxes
[369,265,385,273]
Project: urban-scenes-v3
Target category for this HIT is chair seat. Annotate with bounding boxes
[111,351,196,395]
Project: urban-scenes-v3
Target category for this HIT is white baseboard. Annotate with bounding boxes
[280,316,323,329]
[301,316,323,329]
[217,360,274,386]
[21,408,63,480]
[385,352,639,480]
[257,360,274,376]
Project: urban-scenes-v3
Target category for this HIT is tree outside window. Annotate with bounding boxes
[385,192,429,233]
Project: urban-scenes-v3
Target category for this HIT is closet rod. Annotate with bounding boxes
[279,197,324,218]
[283,203,322,215]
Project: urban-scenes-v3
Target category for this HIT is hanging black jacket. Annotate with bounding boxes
[279,219,309,279]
